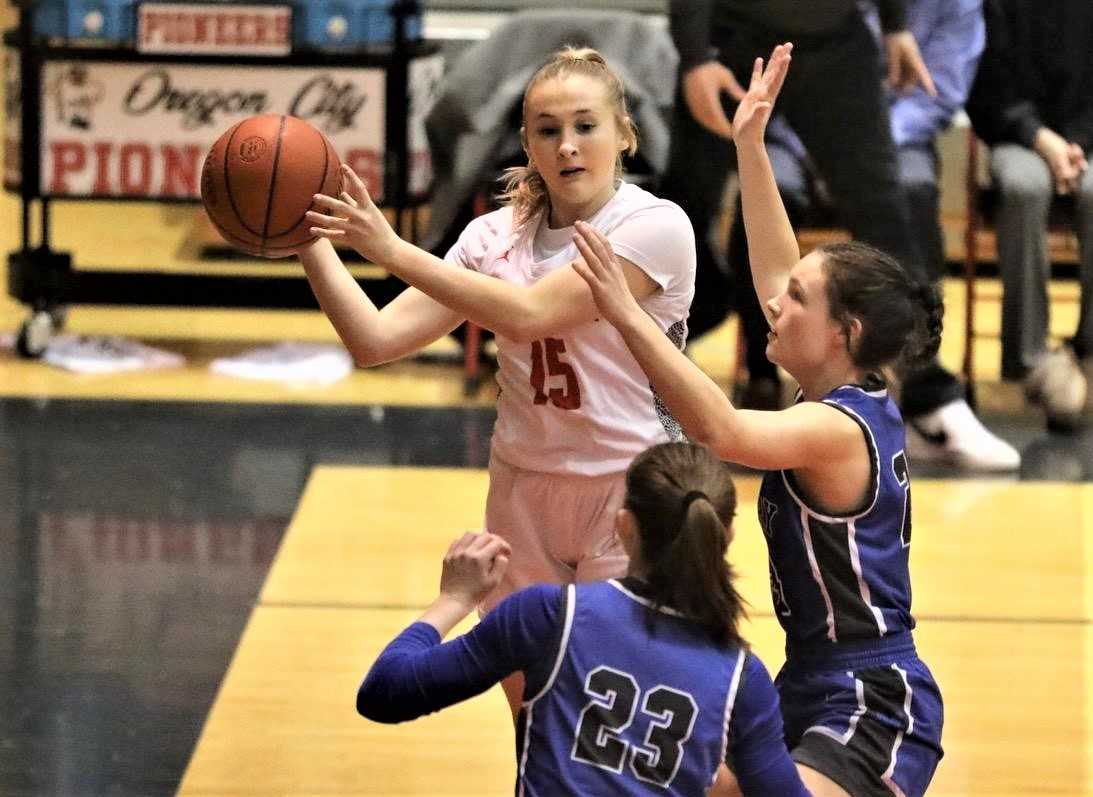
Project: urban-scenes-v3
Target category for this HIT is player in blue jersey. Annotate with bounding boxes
[357,442,811,796]
[573,44,944,797]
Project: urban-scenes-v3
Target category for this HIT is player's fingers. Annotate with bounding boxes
[341,164,372,203]
[579,222,616,270]
[751,57,764,89]
[310,192,349,213]
[479,535,511,560]
[309,227,346,239]
[490,554,510,580]
[766,45,792,97]
[572,227,599,263]
[572,236,605,277]
[448,530,478,559]
[340,191,359,209]
[442,534,465,560]
[305,210,347,229]
[571,259,601,291]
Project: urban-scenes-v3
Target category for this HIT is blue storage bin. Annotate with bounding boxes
[359,0,422,44]
[294,0,421,51]
[32,0,137,45]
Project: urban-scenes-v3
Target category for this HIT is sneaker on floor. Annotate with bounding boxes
[905,399,1021,471]
[1025,347,1087,429]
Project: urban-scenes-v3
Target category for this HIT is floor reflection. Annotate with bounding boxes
[0,398,494,796]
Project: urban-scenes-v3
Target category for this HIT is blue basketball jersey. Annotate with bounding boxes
[517,580,745,796]
[758,382,916,656]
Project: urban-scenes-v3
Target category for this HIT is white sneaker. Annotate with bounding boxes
[1025,347,1087,428]
[905,399,1021,471]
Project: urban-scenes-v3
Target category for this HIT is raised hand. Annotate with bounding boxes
[571,220,643,328]
[438,532,511,610]
[306,163,401,265]
[730,43,793,147]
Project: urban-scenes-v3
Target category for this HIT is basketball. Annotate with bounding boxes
[200,114,342,258]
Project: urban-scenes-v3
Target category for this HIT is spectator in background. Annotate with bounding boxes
[966,0,1093,430]
[731,0,1018,469]
[661,0,1020,470]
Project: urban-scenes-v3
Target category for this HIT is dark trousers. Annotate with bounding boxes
[659,12,962,416]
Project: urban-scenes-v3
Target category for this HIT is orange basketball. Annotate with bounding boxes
[201,114,342,258]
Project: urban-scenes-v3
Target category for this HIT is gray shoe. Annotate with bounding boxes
[1025,347,1087,429]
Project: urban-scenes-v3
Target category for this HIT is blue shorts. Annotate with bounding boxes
[776,636,944,797]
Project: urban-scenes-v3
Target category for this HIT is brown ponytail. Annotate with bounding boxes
[625,443,746,647]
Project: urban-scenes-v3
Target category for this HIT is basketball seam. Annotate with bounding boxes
[265,127,333,240]
[207,215,303,257]
[222,121,266,239]
[207,215,263,252]
[260,115,289,257]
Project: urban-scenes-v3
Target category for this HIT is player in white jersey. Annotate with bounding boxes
[295,48,696,713]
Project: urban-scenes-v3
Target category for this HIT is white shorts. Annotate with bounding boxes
[480,455,629,613]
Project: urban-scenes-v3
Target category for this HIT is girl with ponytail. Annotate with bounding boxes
[295,47,696,717]
[575,45,945,797]
[357,442,809,797]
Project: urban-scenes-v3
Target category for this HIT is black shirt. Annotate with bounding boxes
[966,0,1093,152]
[669,0,908,73]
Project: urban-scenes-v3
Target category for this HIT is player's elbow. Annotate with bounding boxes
[345,340,402,368]
[356,682,412,724]
[493,296,556,344]
[348,346,385,368]
[684,417,738,463]
[687,422,729,458]
[502,320,540,345]
[496,310,546,341]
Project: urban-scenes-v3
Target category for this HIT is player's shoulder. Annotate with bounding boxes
[504,582,568,618]
[460,204,517,241]
[453,205,518,267]
[741,649,774,687]
[608,182,690,227]
[824,380,901,428]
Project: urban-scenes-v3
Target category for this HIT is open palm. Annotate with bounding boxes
[731,43,793,145]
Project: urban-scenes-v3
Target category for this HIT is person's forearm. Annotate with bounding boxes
[298,239,390,365]
[736,138,799,301]
[378,240,546,342]
[418,594,476,639]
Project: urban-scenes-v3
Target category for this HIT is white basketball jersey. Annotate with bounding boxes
[445,182,696,476]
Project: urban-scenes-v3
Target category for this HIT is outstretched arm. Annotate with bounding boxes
[357,534,566,725]
[297,238,465,366]
[306,165,659,343]
[572,220,862,472]
[731,44,798,326]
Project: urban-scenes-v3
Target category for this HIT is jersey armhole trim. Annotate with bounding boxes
[718,649,748,775]
[781,400,881,523]
[523,583,575,707]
